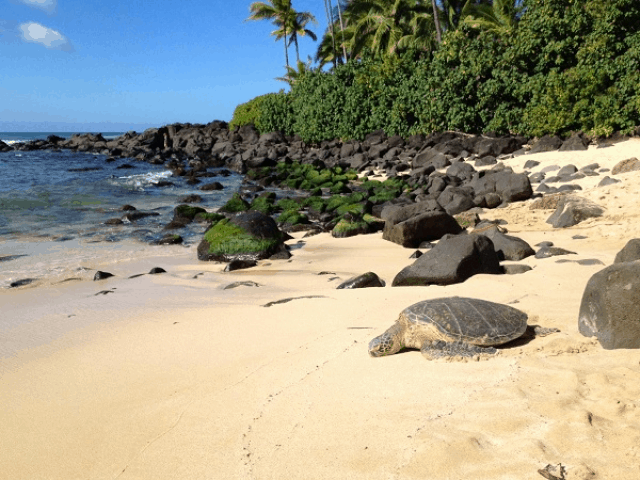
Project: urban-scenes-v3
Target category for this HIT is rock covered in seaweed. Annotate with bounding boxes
[197,211,286,262]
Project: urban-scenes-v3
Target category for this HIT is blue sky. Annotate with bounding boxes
[0,0,329,131]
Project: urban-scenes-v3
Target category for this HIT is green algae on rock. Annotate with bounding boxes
[197,211,284,262]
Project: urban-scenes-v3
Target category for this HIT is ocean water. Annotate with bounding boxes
[0,132,245,288]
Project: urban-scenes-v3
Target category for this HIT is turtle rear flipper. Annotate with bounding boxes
[420,340,498,361]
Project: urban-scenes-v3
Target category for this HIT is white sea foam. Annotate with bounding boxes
[108,170,173,190]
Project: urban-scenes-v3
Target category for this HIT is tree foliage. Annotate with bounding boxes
[241,0,640,141]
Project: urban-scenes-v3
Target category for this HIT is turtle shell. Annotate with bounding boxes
[400,296,528,346]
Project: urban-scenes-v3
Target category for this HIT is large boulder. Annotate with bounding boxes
[611,157,640,175]
[578,262,640,349]
[474,136,523,157]
[197,211,285,262]
[379,199,442,224]
[446,162,476,181]
[614,239,640,264]
[468,170,533,204]
[412,148,450,169]
[392,234,502,286]
[381,201,462,248]
[237,124,260,144]
[474,225,535,261]
[546,195,605,228]
[529,135,563,153]
[436,186,476,215]
[559,132,590,151]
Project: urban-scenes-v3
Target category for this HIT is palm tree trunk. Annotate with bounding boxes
[294,36,300,63]
[336,0,347,61]
[432,0,442,43]
[284,3,290,67]
[324,0,337,68]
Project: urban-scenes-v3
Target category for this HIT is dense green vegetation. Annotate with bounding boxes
[235,0,640,141]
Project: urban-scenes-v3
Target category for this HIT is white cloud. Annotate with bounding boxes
[19,22,73,51]
[16,0,57,14]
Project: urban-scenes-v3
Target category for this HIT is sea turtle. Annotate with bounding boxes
[369,296,531,360]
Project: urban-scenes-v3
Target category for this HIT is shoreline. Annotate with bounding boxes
[2,138,640,478]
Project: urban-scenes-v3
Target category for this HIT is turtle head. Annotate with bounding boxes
[368,323,404,357]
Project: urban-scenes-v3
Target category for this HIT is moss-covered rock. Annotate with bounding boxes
[249,193,276,215]
[197,211,284,262]
[278,209,309,226]
[194,212,226,224]
[303,196,326,214]
[174,204,207,221]
[330,181,351,194]
[369,188,402,204]
[218,193,250,213]
[331,218,374,238]
[335,202,366,217]
[325,195,350,212]
[275,197,300,212]
[156,234,183,245]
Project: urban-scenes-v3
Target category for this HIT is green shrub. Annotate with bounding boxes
[256,91,295,135]
[229,94,268,131]
[245,0,640,141]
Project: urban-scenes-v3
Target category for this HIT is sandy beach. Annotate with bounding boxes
[2,140,640,479]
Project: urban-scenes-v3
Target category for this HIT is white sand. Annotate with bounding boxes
[2,140,640,479]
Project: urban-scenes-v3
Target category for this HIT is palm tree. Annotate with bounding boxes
[247,0,294,67]
[432,0,443,43]
[333,0,349,61]
[276,57,314,86]
[394,7,436,53]
[323,0,338,67]
[462,0,522,36]
[287,11,318,63]
[346,0,433,59]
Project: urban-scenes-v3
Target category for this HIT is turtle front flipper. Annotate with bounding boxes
[420,340,498,361]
